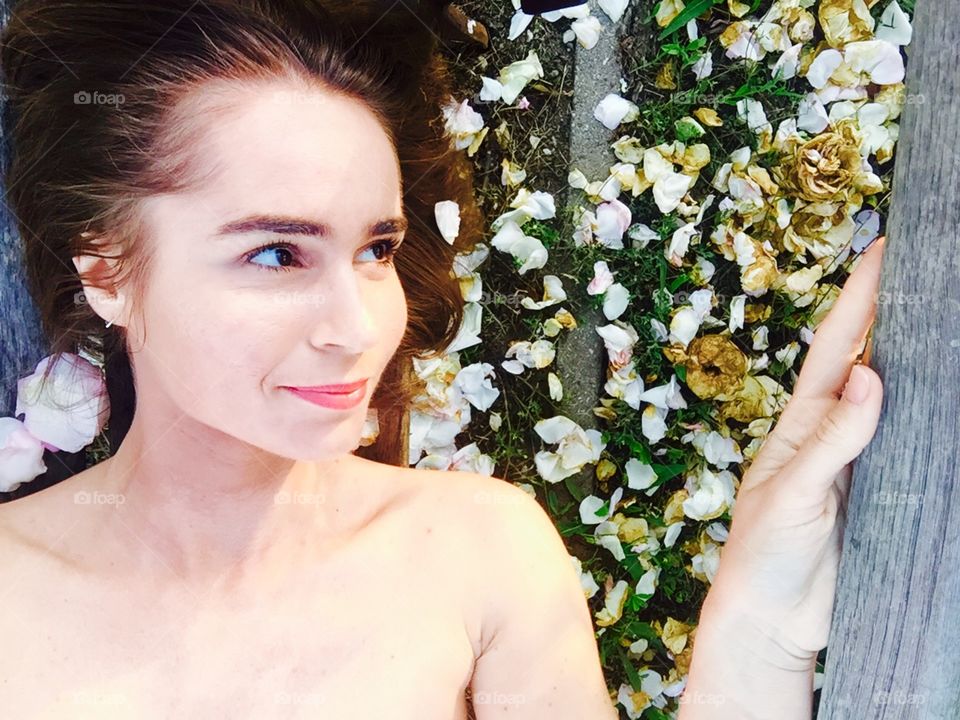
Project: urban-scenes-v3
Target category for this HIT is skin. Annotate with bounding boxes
[0,79,616,719]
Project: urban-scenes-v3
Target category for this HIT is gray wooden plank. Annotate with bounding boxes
[818,0,960,716]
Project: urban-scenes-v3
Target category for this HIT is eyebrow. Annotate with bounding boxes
[213,214,408,239]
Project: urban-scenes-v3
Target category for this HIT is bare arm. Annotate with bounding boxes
[679,585,818,719]
[467,478,618,719]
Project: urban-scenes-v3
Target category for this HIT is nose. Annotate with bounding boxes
[305,267,379,354]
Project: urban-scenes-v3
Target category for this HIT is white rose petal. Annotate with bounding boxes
[653,172,695,214]
[603,283,630,321]
[625,457,658,492]
[479,77,504,102]
[587,260,615,295]
[797,93,829,134]
[844,40,905,85]
[508,9,535,41]
[875,1,912,46]
[729,294,746,332]
[434,200,461,244]
[599,0,629,23]
[579,487,624,525]
[772,43,802,81]
[547,372,563,401]
[594,93,640,130]
[639,375,687,410]
[641,404,669,445]
[669,307,702,348]
[692,52,714,79]
[595,198,632,247]
[628,223,659,248]
[667,222,699,266]
[0,417,47,492]
[446,301,484,353]
[16,353,109,453]
[663,522,685,549]
[522,274,568,310]
[490,219,548,275]
[806,49,844,89]
[499,51,545,105]
[454,363,500,412]
[571,15,603,49]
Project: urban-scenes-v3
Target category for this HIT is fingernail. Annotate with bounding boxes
[843,365,870,405]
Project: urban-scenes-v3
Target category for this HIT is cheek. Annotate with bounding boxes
[381,277,408,351]
[138,282,280,396]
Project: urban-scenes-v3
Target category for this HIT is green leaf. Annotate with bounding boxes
[652,463,686,482]
[674,364,687,383]
[658,0,720,39]
[618,646,645,691]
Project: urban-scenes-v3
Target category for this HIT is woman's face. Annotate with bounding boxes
[124,80,408,460]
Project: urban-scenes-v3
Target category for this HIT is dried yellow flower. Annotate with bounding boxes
[655,62,677,90]
[741,253,780,295]
[743,302,772,324]
[693,107,723,127]
[776,120,864,201]
[683,334,747,400]
[655,0,686,28]
[720,375,789,423]
[818,0,875,48]
[663,489,689,524]
[727,0,751,18]
[596,458,617,483]
[682,143,711,174]
[554,308,578,329]
[661,617,695,655]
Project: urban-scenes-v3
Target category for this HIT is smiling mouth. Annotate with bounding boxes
[282,378,368,394]
[281,382,367,410]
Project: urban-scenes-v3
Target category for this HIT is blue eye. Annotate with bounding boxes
[243,238,402,274]
[246,243,300,272]
[357,238,403,266]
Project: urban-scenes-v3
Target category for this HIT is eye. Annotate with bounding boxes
[243,237,402,274]
[357,237,403,266]
[244,242,303,273]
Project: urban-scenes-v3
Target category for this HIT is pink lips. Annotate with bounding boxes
[282,379,368,410]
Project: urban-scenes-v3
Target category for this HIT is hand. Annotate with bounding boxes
[705,237,887,664]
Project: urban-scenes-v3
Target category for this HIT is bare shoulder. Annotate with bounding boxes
[0,464,108,570]
[386,464,552,543]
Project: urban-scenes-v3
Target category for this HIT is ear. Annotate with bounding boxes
[72,247,132,329]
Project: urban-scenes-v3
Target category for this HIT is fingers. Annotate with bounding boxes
[772,364,883,503]
[791,238,886,402]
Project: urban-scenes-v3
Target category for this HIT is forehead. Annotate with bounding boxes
[172,78,403,221]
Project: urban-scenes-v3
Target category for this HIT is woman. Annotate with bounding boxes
[0,1,886,718]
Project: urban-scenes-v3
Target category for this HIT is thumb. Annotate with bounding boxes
[774,364,883,502]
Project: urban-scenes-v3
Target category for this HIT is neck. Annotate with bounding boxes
[93,406,363,593]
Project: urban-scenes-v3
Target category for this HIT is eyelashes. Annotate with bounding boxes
[243,237,403,273]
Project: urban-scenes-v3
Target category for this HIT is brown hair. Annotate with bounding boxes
[0,0,482,468]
